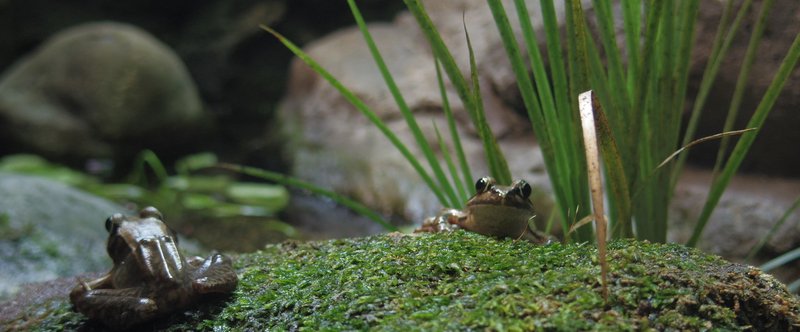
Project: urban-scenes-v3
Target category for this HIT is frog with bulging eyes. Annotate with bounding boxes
[417,177,555,244]
[69,207,238,329]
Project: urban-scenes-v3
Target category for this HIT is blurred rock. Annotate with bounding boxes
[0,22,210,164]
[275,1,569,224]
[670,168,800,262]
[685,0,800,176]
[0,172,125,300]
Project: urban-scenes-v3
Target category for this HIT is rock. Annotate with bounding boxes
[670,168,800,261]
[4,234,799,330]
[0,22,210,164]
[0,0,408,168]
[0,172,127,300]
[686,0,800,177]
[275,1,569,224]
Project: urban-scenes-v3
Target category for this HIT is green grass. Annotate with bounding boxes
[0,152,292,227]
[24,232,800,331]
[263,1,800,246]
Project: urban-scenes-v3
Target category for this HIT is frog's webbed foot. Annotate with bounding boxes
[415,209,465,233]
[71,288,158,329]
[520,227,558,245]
[188,254,238,294]
[70,274,112,304]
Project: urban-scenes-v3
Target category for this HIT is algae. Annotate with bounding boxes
[6,231,800,331]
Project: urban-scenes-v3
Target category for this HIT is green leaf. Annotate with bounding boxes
[217,163,396,231]
[175,152,219,176]
[129,149,170,186]
[226,182,290,211]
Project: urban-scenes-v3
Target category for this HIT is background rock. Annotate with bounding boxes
[276,1,565,225]
[670,169,800,262]
[0,22,209,165]
[1,1,796,176]
[686,0,800,176]
[0,0,407,168]
[0,172,208,300]
[0,172,126,299]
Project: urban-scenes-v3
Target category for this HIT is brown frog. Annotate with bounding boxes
[70,207,238,329]
[417,177,554,244]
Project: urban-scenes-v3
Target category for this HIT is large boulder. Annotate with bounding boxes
[0,22,210,164]
[276,0,565,225]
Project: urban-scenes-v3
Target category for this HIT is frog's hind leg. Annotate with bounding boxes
[72,288,158,329]
[415,209,465,233]
[521,226,556,245]
[188,254,238,294]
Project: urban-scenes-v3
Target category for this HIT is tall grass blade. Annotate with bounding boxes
[564,0,600,242]
[688,31,800,247]
[746,196,800,261]
[435,59,470,202]
[347,0,460,208]
[788,279,800,294]
[590,0,629,126]
[404,0,513,188]
[261,25,450,206]
[513,0,558,132]
[670,0,700,151]
[539,0,570,125]
[433,123,465,204]
[491,0,592,241]
[464,18,512,185]
[217,163,396,231]
[712,0,772,178]
[760,246,800,273]
[516,0,589,201]
[621,0,640,97]
[630,2,665,178]
[403,0,478,124]
[672,0,752,190]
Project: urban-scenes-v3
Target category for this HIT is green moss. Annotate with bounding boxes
[18,232,800,331]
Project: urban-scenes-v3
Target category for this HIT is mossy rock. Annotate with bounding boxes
[5,232,799,331]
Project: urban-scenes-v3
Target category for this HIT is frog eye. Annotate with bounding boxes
[513,180,532,199]
[105,213,123,233]
[475,177,495,193]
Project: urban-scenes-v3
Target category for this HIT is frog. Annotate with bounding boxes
[69,206,238,329]
[417,177,554,244]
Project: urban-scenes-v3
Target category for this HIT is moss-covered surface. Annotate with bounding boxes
[6,231,800,331]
